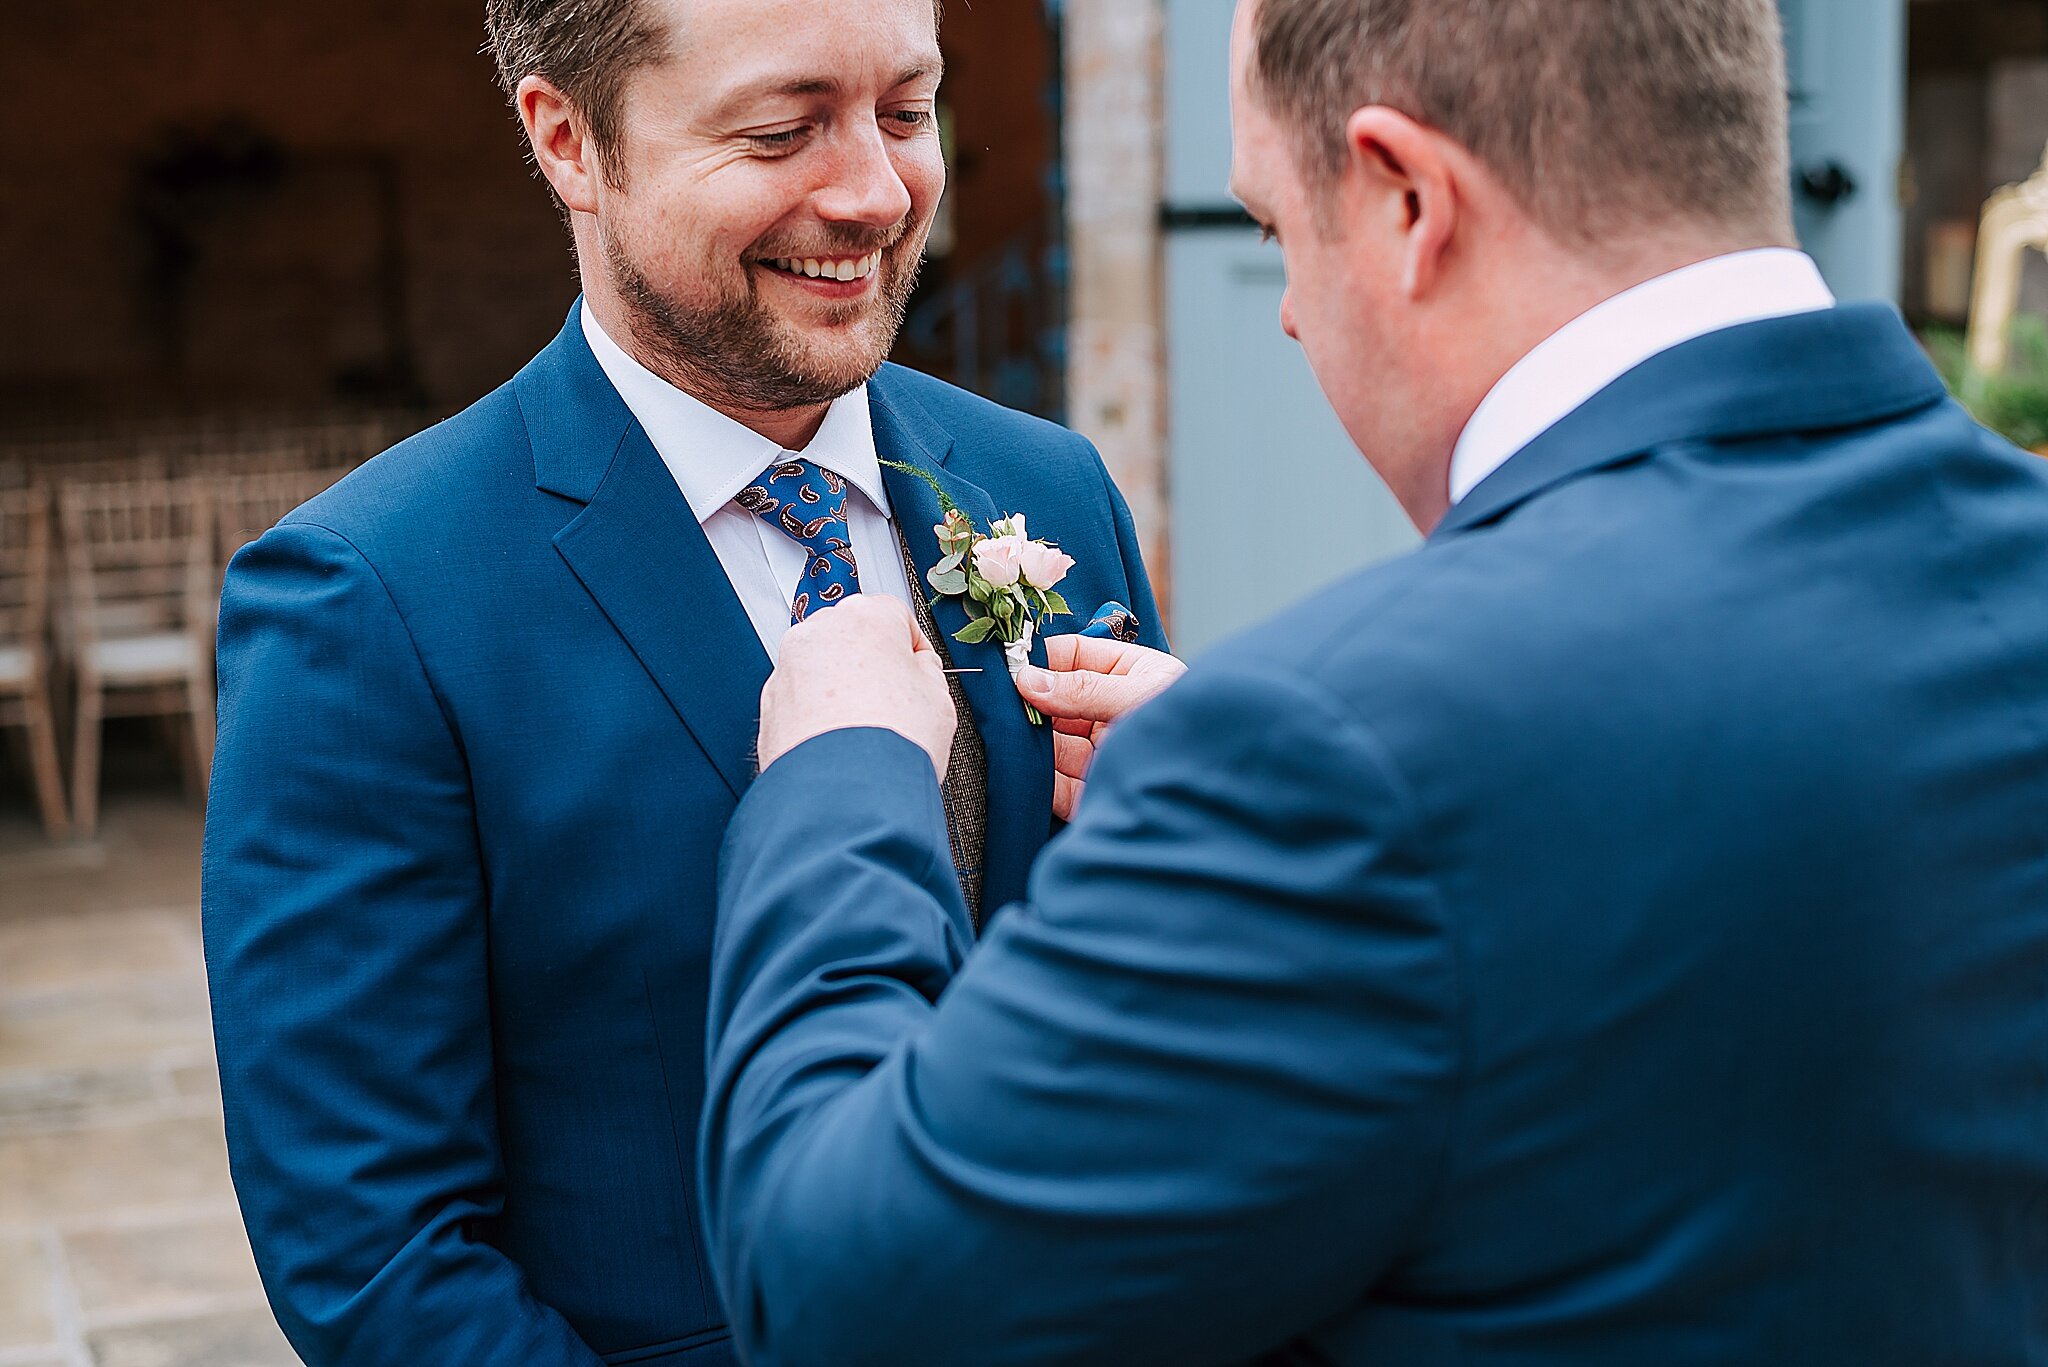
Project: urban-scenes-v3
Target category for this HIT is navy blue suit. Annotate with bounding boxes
[200,307,1163,1367]
[706,304,2048,1365]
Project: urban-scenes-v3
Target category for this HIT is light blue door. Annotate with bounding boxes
[1162,0,1417,658]
[1782,0,1907,301]
[1159,1,1908,656]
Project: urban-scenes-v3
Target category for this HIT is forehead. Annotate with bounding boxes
[1226,1,1283,202]
[653,0,941,98]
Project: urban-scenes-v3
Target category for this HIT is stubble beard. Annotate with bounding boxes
[603,220,927,414]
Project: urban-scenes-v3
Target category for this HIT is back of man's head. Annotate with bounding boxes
[1250,0,1794,247]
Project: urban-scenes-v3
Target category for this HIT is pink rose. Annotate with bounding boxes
[972,535,1027,588]
[1016,540,1075,591]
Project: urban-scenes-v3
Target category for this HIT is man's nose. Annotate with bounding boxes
[814,125,914,227]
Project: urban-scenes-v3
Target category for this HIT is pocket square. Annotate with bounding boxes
[1080,601,1142,644]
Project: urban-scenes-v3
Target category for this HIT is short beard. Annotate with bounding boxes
[604,221,924,414]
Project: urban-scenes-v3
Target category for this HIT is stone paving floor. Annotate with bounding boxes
[0,790,302,1367]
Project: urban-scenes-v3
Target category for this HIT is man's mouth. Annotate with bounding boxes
[759,250,884,283]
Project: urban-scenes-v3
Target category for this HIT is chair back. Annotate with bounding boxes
[0,487,53,657]
[58,478,215,653]
[35,452,173,488]
[213,467,351,562]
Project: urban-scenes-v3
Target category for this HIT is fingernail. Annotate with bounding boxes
[1017,666,1052,696]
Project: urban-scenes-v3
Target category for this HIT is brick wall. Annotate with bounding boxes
[5,0,573,426]
[4,1,1061,432]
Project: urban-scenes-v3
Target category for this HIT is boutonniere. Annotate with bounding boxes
[882,460,1075,724]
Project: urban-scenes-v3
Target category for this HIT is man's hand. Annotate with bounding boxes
[759,597,959,780]
[1016,636,1188,819]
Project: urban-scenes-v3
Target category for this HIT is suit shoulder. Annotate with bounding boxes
[1199,528,1574,736]
[284,384,530,552]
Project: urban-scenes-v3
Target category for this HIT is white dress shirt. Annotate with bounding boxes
[1449,249,1838,505]
[582,304,914,658]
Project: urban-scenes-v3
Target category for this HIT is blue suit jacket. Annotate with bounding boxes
[200,307,1164,1367]
[706,304,2048,1366]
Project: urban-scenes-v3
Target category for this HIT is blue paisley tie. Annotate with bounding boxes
[737,458,862,623]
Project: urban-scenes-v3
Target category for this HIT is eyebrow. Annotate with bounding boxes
[709,63,943,125]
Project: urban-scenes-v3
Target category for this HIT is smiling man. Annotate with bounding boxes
[198,1,1162,1364]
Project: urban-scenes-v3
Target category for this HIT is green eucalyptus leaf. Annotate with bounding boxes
[928,568,969,596]
[955,617,998,645]
[879,457,959,516]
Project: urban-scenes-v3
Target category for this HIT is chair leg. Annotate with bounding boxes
[189,677,216,799]
[24,692,68,840]
[71,685,102,841]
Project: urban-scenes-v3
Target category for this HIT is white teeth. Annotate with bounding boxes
[765,254,879,281]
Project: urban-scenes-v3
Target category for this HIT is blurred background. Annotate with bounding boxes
[0,1,2044,1363]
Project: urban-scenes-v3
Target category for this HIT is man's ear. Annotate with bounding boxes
[1343,106,1459,300]
[518,75,605,214]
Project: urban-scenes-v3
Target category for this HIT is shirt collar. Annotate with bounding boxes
[1448,249,1838,506]
[581,302,892,525]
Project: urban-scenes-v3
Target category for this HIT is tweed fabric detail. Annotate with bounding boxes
[898,532,989,927]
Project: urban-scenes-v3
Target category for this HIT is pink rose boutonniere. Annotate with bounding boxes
[882,462,1075,724]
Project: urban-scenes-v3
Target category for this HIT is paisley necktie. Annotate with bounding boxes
[736,459,862,623]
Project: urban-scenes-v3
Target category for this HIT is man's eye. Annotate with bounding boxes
[885,109,935,132]
[748,127,810,151]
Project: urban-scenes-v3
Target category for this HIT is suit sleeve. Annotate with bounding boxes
[1086,438,1171,653]
[202,522,603,1367]
[702,664,1461,1366]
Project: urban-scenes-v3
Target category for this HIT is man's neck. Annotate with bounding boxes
[581,283,833,453]
[1425,231,1810,518]
[1394,228,1792,532]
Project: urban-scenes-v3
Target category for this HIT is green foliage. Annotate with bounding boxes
[1924,316,2048,452]
[878,458,960,516]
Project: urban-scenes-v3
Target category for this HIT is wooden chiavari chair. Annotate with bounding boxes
[0,488,67,837]
[58,478,216,837]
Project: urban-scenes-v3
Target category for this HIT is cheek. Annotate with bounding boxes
[897,140,947,213]
[639,168,795,256]
[1281,268,1376,415]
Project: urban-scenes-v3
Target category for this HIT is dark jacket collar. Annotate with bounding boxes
[1435,303,1950,540]
[516,303,638,505]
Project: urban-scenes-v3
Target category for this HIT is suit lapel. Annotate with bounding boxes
[873,378,1055,908]
[520,307,770,800]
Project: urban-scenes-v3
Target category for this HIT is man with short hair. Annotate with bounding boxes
[200,0,1161,1362]
[701,0,2048,1362]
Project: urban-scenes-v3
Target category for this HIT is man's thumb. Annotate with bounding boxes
[1016,665,1128,722]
